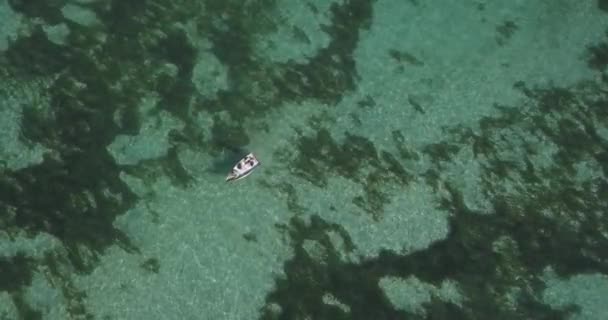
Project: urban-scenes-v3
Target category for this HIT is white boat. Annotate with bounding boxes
[225,153,261,182]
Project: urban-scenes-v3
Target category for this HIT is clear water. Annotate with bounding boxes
[1,0,608,319]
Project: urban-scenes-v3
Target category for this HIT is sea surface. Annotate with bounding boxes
[1,1,608,319]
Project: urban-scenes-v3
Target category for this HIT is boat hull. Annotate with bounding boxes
[226,153,260,182]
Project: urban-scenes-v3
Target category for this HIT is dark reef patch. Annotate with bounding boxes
[0,0,193,316]
[154,27,198,121]
[272,0,373,105]
[192,0,279,126]
[2,152,139,270]
[195,0,373,136]
[264,73,608,319]
[495,20,518,46]
[423,142,461,164]
[0,254,34,293]
[262,215,405,320]
[391,130,420,161]
[121,145,195,188]
[43,251,95,319]
[0,0,378,317]
[7,0,64,24]
[4,27,72,76]
[210,114,251,152]
[284,128,413,220]
[586,30,608,71]
[599,0,608,13]
[357,95,376,108]
[204,1,257,70]
[140,257,161,273]
[388,49,424,67]
[3,0,608,319]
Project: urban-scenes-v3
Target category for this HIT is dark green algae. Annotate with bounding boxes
[0,0,607,319]
[265,80,608,320]
[0,0,373,318]
[261,18,608,320]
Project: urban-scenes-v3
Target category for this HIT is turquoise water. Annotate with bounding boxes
[1,0,608,319]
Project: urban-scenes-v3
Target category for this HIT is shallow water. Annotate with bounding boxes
[1,1,608,319]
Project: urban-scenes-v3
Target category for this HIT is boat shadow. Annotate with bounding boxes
[207,146,249,176]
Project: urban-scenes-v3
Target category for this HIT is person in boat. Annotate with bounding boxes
[226,152,260,181]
